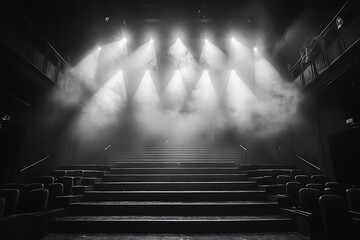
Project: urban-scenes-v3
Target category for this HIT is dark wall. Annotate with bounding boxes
[289,59,360,185]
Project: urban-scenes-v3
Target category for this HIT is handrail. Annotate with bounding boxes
[104,145,112,162]
[20,156,50,173]
[239,144,247,151]
[296,155,321,171]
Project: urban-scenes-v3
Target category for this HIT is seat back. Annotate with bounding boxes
[346,188,360,212]
[0,183,24,191]
[53,170,67,178]
[277,175,292,185]
[290,169,306,179]
[22,189,49,213]
[311,175,327,185]
[299,188,321,215]
[319,194,353,240]
[24,183,44,192]
[286,182,301,206]
[324,182,346,199]
[46,183,64,209]
[39,176,55,187]
[0,189,20,216]
[67,170,84,177]
[57,176,74,195]
[295,175,310,188]
[306,183,324,194]
[0,197,5,218]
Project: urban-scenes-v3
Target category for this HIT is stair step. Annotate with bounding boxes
[51,215,293,233]
[84,190,267,201]
[58,165,112,171]
[114,162,236,168]
[81,177,101,185]
[69,201,280,216]
[103,174,247,182]
[94,181,257,191]
[238,165,296,171]
[110,167,240,174]
[244,169,292,177]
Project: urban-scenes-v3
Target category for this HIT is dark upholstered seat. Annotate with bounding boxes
[299,188,321,215]
[22,189,49,213]
[324,182,346,199]
[0,197,5,218]
[311,175,328,185]
[295,175,310,188]
[306,183,324,194]
[57,176,74,195]
[0,183,24,191]
[53,170,67,178]
[0,189,20,216]
[290,169,306,179]
[298,188,323,238]
[277,175,292,185]
[46,183,64,209]
[347,188,360,212]
[286,182,301,207]
[39,176,55,187]
[319,194,359,240]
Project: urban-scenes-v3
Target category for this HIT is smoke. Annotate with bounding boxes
[51,37,301,146]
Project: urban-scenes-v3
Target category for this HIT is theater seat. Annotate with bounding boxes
[306,183,324,194]
[53,170,67,178]
[22,189,49,213]
[311,175,328,185]
[290,169,306,179]
[0,183,24,191]
[57,176,74,195]
[46,183,64,209]
[300,188,322,215]
[319,194,359,240]
[346,188,360,212]
[325,182,346,199]
[277,175,292,185]
[39,176,55,187]
[0,189,20,216]
[0,197,5,218]
[297,188,323,239]
[295,175,310,188]
[286,182,301,207]
[24,183,44,192]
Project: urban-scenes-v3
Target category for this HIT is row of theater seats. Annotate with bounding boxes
[0,173,87,239]
[0,175,82,219]
[260,172,360,239]
[296,188,360,240]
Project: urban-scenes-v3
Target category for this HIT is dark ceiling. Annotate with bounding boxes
[16,0,347,70]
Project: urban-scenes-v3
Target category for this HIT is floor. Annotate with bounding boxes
[43,232,309,240]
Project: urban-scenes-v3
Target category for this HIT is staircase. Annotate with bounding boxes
[51,143,294,233]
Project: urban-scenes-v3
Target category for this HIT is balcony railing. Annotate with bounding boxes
[1,2,68,85]
[287,0,360,89]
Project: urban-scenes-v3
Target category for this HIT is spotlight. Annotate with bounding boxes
[253,47,258,51]
[105,17,109,22]
[204,69,208,73]
[231,37,235,43]
[205,39,209,44]
[150,38,154,44]
[145,70,149,74]
[230,70,235,74]
[97,46,102,51]
[176,38,181,42]
[123,37,127,42]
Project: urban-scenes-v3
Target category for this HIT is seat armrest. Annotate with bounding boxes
[349,210,360,219]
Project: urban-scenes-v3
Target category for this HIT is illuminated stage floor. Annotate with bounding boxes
[43,232,308,240]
